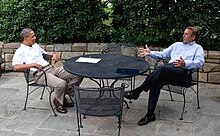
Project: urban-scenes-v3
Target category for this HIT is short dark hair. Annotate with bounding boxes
[20,28,33,41]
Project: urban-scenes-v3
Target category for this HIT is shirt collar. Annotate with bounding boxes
[21,43,34,49]
[183,41,195,46]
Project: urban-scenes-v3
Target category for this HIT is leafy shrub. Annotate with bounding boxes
[0,0,219,50]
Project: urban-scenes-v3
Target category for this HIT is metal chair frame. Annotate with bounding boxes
[74,83,125,136]
[99,43,138,107]
[162,68,200,120]
[100,43,137,91]
[23,69,57,116]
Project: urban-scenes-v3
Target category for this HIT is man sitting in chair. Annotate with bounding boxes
[124,26,205,126]
[12,28,83,114]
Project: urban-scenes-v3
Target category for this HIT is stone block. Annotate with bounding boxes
[1,63,5,69]
[4,54,14,62]
[204,50,208,58]
[121,45,138,57]
[199,72,207,82]
[84,51,100,55]
[54,43,71,51]
[99,43,109,48]
[205,59,220,63]
[87,43,101,52]
[1,49,14,54]
[149,46,161,51]
[72,43,87,52]
[0,42,4,48]
[45,45,54,52]
[145,56,158,68]
[203,63,220,72]
[208,72,220,84]
[62,52,83,60]
[39,44,46,50]
[5,62,13,70]
[4,42,20,49]
[208,51,220,59]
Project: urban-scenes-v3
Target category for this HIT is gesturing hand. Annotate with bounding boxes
[138,47,151,57]
[173,57,185,68]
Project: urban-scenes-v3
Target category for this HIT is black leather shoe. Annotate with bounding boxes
[53,98,68,114]
[138,114,156,126]
[63,98,74,107]
[124,91,140,100]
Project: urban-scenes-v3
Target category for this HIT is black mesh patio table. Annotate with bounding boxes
[64,54,149,80]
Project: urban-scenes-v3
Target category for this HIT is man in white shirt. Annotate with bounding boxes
[12,28,83,114]
[124,26,205,126]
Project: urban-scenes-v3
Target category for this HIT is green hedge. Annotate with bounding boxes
[0,0,219,50]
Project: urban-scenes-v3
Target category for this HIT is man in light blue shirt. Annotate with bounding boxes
[124,26,205,126]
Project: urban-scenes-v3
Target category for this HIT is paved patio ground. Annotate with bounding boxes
[0,72,219,136]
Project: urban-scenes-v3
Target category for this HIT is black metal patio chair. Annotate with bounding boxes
[162,68,200,120]
[23,53,57,116]
[23,68,57,116]
[74,83,125,136]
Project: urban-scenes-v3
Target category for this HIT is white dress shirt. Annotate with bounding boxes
[12,43,49,72]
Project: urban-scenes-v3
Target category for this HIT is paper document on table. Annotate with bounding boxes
[75,57,101,63]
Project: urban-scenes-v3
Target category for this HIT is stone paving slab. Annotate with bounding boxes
[0,72,219,136]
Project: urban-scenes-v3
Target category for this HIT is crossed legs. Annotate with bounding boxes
[34,66,83,113]
[124,64,189,125]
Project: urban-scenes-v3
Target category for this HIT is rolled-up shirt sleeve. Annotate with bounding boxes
[12,49,25,65]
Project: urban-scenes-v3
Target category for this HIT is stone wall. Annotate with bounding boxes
[0,42,220,84]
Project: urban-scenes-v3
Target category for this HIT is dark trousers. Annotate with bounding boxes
[138,64,190,116]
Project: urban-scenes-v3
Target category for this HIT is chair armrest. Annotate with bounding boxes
[24,68,48,86]
[184,68,199,86]
[42,53,53,62]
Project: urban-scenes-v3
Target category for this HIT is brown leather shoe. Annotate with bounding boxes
[53,98,67,114]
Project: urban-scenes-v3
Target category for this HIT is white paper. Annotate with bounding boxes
[75,57,101,63]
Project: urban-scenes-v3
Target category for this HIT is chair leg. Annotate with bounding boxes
[117,114,122,136]
[168,85,174,101]
[76,110,81,136]
[132,77,136,90]
[196,84,200,109]
[83,115,86,119]
[79,114,83,128]
[40,87,46,100]
[180,92,186,120]
[129,77,135,104]
[23,86,29,110]
[67,94,74,106]
[123,100,130,109]
[49,87,57,116]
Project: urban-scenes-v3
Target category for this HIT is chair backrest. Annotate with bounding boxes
[23,53,52,84]
[100,43,138,57]
[189,68,199,86]
[42,53,53,63]
[23,69,32,83]
[100,43,122,55]
[74,84,125,117]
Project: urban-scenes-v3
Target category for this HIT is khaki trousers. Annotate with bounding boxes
[34,66,83,104]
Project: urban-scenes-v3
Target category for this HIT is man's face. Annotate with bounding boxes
[24,31,36,46]
[182,28,195,44]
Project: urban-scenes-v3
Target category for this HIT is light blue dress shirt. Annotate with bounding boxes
[149,41,205,69]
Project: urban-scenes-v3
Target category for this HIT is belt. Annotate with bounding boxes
[33,64,50,76]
